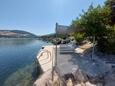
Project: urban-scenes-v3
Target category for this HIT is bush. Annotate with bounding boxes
[71,32,85,44]
[97,26,115,54]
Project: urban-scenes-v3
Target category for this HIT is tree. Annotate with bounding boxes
[71,32,85,44]
[105,0,115,24]
[71,3,115,53]
[80,5,111,37]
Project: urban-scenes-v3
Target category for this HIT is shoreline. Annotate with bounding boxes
[34,45,55,86]
[34,43,115,86]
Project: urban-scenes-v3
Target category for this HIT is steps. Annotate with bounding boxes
[59,44,75,54]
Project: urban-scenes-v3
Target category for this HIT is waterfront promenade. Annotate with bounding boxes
[34,44,113,86]
[57,44,109,77]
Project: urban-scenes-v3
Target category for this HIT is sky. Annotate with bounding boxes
[0,0,104,35]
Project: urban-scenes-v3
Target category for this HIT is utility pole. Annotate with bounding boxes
[52,22,58,81]
[55,22,58,67]
[52,47,54,81]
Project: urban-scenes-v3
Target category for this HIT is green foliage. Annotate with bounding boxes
[97,25,115,53]
[105,0,115,7]
[40,33,69,43]
[57,34,69,39]
[80,5,111,37]
[71,2,115,53]
[71,32,85,44]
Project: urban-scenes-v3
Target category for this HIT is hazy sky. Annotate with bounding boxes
[0,0,104,35]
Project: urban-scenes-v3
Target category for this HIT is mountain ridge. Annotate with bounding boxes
[0,30,38,38]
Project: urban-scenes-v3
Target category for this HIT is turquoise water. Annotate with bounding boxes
[0,38,49,86]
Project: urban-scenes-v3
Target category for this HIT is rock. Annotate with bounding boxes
[75,82,85,86]
[75,48,84,54]
[46,71,66,86]
[96,83,103,86]
[64,73,75,81]
[105,71,115,86]
[73,68,88,83]
[67,78,73,86]
[75,81,100,86]
[87,74,105,85]
[85,81,96,86]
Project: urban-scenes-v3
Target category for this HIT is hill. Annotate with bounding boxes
[0,30,38,38]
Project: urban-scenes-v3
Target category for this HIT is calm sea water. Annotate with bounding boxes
[0,38,49,86]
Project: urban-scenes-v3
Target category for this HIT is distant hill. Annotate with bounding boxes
[0,30,38,38]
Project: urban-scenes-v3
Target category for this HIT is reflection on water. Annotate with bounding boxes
[0,38,38,46]
[0,38,49,86]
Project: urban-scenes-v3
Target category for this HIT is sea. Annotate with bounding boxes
[0,38,49,86]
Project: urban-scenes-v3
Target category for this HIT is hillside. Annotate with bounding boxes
[0,30,38,38]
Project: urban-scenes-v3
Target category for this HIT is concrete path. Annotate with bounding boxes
[34,44,111,86]
[57,44,109,77]
[37,45,55,72]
